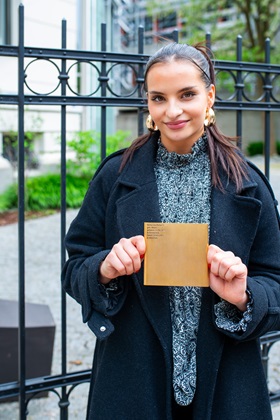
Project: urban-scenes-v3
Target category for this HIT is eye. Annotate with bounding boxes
[182,91,195,99]
[150,95,165,102]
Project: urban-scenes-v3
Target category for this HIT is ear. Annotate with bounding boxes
[207,84,215,108]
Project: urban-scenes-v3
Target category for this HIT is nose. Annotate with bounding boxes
[165,99,183,120]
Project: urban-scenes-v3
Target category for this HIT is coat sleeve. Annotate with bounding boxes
[215,168,280,341]
[61,154,128,340]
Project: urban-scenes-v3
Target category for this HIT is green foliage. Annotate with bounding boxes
[145,0,280,63]
[66,130,100,178]
[106,130,132,155]
[65,175,90,208]
[246,141,264,156]
[25,174,62,210]
[3,131,40,170]
[0,130,132,213]
[2,112,43,170]
[66,129,131,178]
[0,184,18,211]
[26,173,90,210]
[0,173,89,212]
[247,141,280,156]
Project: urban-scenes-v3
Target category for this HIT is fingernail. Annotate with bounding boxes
[140,254,145,259]
[135,269,140,273]
[208,263,211,269]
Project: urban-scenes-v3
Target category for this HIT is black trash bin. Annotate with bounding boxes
[0,299,56,401]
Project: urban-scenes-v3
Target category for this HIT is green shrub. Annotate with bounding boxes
[64,174,90,208]
[0,173,89,212]
[246,141,264,156]
[66,130,100,178]
[66,129,131,178]
[247,141,280,156]
[0,184,18,211]
[106,130,131,155]
[0,130,131,213]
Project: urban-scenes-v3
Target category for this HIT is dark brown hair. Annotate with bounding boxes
[121,42,248,192]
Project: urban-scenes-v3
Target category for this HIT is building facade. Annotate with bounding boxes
[0,0,119,189]
[0,0,279,193]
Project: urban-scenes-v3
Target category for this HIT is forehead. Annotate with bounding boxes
[146,59,204,89]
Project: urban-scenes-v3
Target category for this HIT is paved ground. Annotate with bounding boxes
[0,156,280,419]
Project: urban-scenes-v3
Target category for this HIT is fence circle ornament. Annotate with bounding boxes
[243,72,266,102]
[67,61,101,96]
[271,74,280,102]
[215,70,237,101]
[106,63,138,97]
[24,58,61,95]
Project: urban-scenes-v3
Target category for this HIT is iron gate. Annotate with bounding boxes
[0,4,280,419]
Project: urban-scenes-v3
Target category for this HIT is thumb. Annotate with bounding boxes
[207,244,223,264]
[130,235,146,257]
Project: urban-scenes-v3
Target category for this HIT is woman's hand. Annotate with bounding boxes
[207,244,249,312]
[99,235,146,284]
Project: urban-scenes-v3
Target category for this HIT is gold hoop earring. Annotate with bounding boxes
[204,108,216,127]
[146,114,159,132]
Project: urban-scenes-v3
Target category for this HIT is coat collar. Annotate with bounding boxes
[118,133,258,194]
[119,133,159,187]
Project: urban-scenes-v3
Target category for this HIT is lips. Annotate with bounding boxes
[165,120,188,130]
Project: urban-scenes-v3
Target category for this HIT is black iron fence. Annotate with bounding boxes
[0,4,280,419]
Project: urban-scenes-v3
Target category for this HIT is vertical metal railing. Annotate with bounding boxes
[236,35,243,149]
[60,18,69,420]
[137,26,145,136]
[205,32,211,53]
[100,23,107,160]
[264,38,271,179]
[17,4,26,419]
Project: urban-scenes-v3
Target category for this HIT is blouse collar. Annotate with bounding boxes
[156,133,208,169]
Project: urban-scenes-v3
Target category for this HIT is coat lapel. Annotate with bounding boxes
[210,172,261,264]
[115,134,161,237]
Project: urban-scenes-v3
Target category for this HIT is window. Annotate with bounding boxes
[0,0,11,45]
[145,16,153,32]
[157,12,177,30]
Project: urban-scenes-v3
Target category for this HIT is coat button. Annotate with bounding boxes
[100,326,106,332]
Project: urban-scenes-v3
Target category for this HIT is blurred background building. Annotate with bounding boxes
[0,0,279,189]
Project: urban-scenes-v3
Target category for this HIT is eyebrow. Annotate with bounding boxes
[147,86,197,94]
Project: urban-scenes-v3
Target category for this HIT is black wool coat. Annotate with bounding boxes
[62,137,280,420]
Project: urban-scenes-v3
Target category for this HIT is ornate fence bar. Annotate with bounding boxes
[0,4,280,419]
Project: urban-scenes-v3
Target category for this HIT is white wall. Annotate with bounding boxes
[0,0,82,178]
[21,0,78,48]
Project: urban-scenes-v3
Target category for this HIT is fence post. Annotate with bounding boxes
[137,25,145,136]
[100,23,107,160]
[59,17,69,420]
[236,35,243,148]
[18,4,27,419]
[264,38,271,179]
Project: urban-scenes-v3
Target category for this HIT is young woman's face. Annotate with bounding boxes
[146,59,215,154]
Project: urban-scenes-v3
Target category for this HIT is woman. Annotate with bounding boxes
[62,43,280,419]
